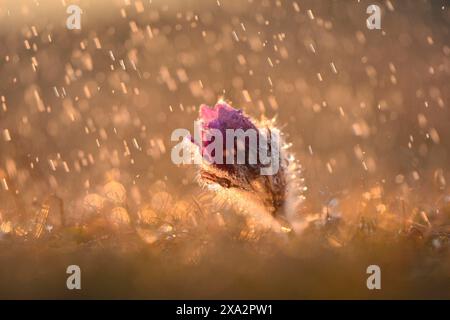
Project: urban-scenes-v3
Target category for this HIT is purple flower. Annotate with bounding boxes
[195,102,259,174]
[192,102,288,216]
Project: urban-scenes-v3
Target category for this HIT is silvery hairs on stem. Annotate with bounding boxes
[190,101,304,230]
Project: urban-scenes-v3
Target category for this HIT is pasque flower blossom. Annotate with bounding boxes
[191,101,303,221]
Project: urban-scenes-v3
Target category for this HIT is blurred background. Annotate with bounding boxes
[0,0,449,299]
